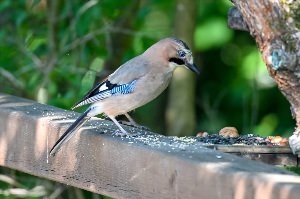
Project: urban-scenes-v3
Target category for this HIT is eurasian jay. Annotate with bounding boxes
[49,37,199,156]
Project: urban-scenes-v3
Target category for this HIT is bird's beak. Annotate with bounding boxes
[185,61,200,75]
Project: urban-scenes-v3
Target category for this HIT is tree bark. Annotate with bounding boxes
[228,1,300,154]
[166,0,197,136]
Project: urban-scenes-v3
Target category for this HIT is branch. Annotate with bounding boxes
[62,27,157,54]
[227,7,249,31]
[228,0,300,154]
[0,68,24,90]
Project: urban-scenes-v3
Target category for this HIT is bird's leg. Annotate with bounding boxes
[124,113,138,126]
[108,116,129,136]
[124,113,150,131]
[118,113,139,127]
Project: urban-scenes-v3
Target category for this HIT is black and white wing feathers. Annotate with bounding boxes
[72,79,137,109]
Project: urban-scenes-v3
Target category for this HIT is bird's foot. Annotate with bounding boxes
[119,120,150,131]
[119,120,133,126]
[134,125,150,131]
[112,129,130,137]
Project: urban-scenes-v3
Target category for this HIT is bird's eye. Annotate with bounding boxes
[178,50,186,58]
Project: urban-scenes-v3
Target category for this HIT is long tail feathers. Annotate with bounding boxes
[49,109,91,156]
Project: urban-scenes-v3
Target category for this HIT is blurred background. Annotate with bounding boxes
[0,0,295,198]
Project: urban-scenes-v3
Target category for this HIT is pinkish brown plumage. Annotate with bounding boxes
[49,37,199,156]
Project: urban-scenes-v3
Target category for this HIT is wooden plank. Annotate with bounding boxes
[231,153,298,167]
[204,142,299,167]
[1,93,300,199]
[211,145,293,153]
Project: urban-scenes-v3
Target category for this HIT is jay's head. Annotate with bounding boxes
[144,38,200,74]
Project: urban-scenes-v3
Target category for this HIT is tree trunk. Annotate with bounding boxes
[166,0,197,136]
[228,1,300,154]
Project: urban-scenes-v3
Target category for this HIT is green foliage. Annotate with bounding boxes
[80,57,104,97]
[0,0,297,197]
[0,167,115,199]
[195,17,233,50]
[0,0,294,141]
[284,166,300,175]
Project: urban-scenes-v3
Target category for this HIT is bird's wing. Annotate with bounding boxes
[72,56,149,109]
[72,79,138,109]
[108,55,149,84]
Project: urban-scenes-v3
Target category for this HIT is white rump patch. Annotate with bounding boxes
[99,84,108,91]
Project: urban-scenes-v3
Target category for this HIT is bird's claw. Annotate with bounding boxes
[119,120,150,131]
[112,130,130,137]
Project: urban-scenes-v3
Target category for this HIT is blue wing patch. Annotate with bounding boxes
[111,80,137,95]
[72,79,137,109]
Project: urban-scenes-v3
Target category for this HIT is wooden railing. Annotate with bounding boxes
[0,93,300,199]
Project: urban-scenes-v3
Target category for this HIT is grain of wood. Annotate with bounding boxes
[1,93,300,199]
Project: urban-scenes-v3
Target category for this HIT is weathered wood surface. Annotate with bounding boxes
[211,145,299,167]
[214,145,292,153]
[1,93,300,199]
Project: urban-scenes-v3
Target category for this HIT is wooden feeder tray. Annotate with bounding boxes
[193,133,299,167]
[207,145,299,167]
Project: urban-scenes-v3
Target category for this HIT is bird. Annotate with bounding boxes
[49,37,200,156]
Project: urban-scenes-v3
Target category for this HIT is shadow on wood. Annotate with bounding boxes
[0,93,300,199]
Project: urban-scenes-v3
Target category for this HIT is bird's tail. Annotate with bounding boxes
[49,109,91,156]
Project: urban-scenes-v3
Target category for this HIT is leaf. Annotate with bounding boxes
[30,0,42,9]
[89,57,104,72]
[241,48,275,88]
[15,11,26,27]
[0,0,10,12]
[80,71,96,96]
[194,18,233,50]
[37,87,48,104]
[27,37,46,52]
[254,114,278,137]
